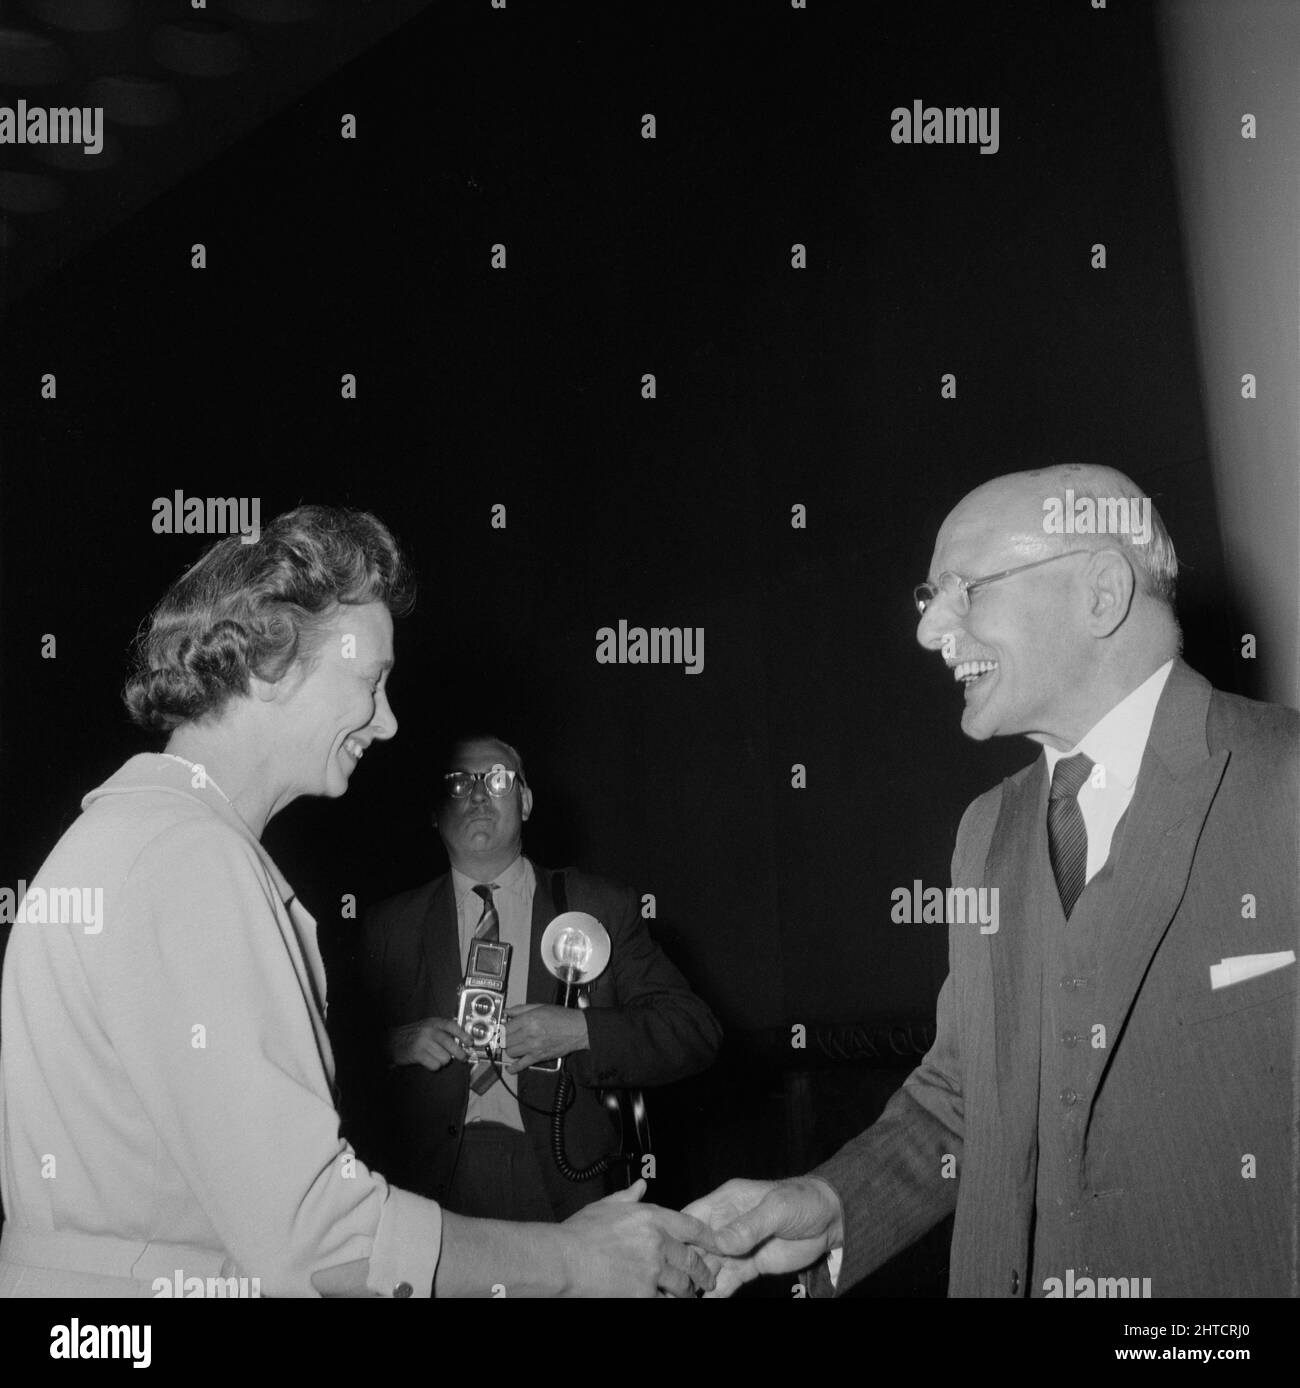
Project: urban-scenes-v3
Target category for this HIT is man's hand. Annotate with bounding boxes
[504,1003,589,1072]
[682,1176,846,1297]
[387,1017,471,1071]
[558,1179,717,1297]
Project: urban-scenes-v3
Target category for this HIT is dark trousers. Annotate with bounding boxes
[443,1122,558,1222]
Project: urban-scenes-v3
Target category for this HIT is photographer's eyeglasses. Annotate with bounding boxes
[443,765,521,799]
[913,550,1096,617]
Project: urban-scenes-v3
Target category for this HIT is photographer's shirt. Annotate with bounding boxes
[452,855,534,1131]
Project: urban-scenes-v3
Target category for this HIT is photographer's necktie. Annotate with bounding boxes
[1048,753,1094,920]
[469,884,502,1095]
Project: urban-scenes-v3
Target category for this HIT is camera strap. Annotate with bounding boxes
[549,869,577,1006]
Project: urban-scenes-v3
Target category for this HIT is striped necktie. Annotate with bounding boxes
[1048,753,1094,920]
[469,884,502,1095]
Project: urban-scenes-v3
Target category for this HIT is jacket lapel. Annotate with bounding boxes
[527,862,557,1004]
[419,874,463,1022]
[1084,661,1228,1126]
[987,764,1050,1127]
[518,863,560,1109]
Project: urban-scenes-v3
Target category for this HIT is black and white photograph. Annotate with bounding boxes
[0,0,1296,1365]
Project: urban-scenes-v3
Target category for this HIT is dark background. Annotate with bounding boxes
[0,0,1258,1296]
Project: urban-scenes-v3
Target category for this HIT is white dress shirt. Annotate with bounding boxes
[452,855,534,1130]
[1043,660,1174,883]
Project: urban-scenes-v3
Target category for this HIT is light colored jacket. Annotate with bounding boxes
[0,754,441,1297]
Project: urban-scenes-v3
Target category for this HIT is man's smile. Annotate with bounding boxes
[952,658,999,691]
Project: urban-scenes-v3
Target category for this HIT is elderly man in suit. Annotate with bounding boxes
[687,464,1297,1298]
[361,735,721,1223]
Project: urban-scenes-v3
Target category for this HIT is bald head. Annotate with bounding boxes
[944,464,1178,605]
[917,466,1182,750]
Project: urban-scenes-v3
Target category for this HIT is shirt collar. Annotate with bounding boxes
[451,853,529,908]
[1043,660,1175,789]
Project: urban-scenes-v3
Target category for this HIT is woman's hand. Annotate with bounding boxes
[558,1180,717,1297]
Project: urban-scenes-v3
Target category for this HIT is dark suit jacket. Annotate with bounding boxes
[360,861,721,1219]
[813,660,1298,1296]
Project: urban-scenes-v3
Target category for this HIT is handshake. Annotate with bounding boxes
[393,1015,848,1296]
[558,1173,846,1298]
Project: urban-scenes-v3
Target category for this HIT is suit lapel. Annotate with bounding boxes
[527,862,557,1005]
[419,874,463,1021]
[1084,662,1228,1125]
[518,863,559,1109]
[987,765,1050,1124]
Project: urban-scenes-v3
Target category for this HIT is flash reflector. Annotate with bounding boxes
[539,912,611,985]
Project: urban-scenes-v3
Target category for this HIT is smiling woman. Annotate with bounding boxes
[0,504,714,1299]
[0,506,432,1297]
[124,505,413,733]
[120,506,414,828]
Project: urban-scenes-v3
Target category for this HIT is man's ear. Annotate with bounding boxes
[1085,548,1135,636]
[520,785,534,823]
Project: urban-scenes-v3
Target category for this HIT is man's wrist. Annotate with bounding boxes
[803,1176,846,1250]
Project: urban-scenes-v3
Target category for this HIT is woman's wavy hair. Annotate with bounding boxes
[124,505,415,732]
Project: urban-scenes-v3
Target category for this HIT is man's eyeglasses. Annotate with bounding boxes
[442,765,521,799]
[913,550,1096,617]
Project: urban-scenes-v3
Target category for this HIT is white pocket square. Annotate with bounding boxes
[1209,951,1296,990]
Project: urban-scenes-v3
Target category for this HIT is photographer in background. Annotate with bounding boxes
[0,509,713,1299]
[362,734,722,1222]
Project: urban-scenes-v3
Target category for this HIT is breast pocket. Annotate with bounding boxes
[1176,959,1295,1027]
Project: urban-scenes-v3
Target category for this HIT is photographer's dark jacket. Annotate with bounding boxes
[359,862,721,1219]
